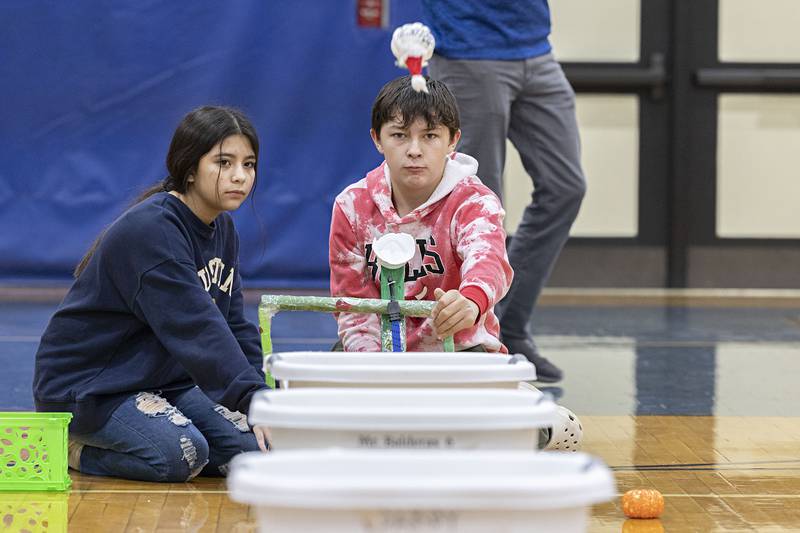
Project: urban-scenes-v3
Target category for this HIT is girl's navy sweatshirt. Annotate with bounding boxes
[33,192,267,434]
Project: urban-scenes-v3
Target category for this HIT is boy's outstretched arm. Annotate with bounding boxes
[329,201,382,351]
[452,191,514,322]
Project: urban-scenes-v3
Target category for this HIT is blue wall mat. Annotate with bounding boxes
[1,1,424,287]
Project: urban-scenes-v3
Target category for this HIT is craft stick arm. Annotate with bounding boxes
[260,294,435,317]
[258,294,455,386]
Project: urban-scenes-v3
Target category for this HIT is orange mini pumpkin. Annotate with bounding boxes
[622,488,665,519]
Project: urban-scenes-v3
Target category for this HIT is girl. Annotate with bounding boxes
[33,106,269,483]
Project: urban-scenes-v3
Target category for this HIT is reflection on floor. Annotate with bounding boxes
[1,297,799,531]
[41,416,800,532]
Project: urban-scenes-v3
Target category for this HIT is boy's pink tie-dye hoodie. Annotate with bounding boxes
[329,152,513,352]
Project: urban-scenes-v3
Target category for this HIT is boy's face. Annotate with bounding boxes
[371,116,461,199]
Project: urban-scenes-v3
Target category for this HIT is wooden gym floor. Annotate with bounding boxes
[2,289,800,532]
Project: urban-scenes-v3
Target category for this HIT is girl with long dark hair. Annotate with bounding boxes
[34,106,269,482]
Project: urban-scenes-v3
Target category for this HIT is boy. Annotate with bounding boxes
[329,75,513,352]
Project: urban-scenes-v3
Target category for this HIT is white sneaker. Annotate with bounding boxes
[517,381,542,394]
[544,405,583,452]
[67,439,84,471]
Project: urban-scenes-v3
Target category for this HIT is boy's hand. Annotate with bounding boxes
[253,425,271,452]
[432,288,479,340]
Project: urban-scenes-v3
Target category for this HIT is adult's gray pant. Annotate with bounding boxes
[430,53,586,343]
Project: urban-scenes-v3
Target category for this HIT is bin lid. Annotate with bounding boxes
[228,449,616,510]
[266,351,536,383]
[248,388,556,430]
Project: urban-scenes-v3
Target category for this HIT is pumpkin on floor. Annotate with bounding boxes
[622,488,665,519]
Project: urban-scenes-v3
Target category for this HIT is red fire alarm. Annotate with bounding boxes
[357,0,389,28]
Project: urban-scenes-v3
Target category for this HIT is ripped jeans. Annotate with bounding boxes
[70,386,260,482]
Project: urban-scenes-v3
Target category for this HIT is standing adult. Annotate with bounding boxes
[422,0,586,382]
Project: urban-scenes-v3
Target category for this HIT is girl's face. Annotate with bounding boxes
[182,134,256,224]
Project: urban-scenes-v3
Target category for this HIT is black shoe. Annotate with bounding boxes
[503,337,563,383]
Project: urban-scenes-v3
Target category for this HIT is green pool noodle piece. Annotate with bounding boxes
[257,305,277,389]
[260,294,435,316]
[259,294,455,353]
[443,336,455,352]
[379,265,407,352]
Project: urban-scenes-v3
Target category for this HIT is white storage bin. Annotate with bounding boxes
[265,351,536,388]
[228,449,616,533]
[249,388,555,451]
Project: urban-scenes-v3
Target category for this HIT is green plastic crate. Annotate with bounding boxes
[0,413,72,491]
[0,493,68,531]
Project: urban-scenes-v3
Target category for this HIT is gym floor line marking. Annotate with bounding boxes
[64,489,800,498]
[0,336,41,342]
[270,338,337,344]
[651,494,800,499]
[70,489,230,494]
[0,335,338,343]
[0,336,339,344]
[271,338,800,348]
[7,335,800,347]
[628,459,800,467]
[611,459,800,472]
[614,466,800,472]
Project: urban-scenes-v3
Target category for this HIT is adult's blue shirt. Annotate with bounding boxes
[421,0,552,60]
